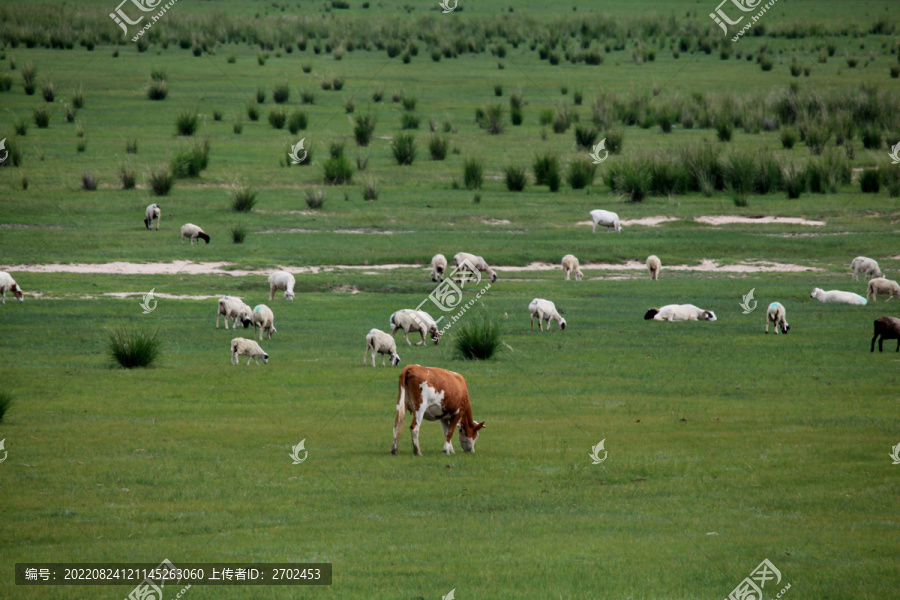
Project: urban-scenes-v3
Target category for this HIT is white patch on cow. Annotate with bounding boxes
[418,382,447,421]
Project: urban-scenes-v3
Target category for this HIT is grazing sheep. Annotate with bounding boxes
[561,255,583,281]
[810,288,867,305]
[181,223,210,245]
[430,254,448,282]
[644,304,717,322]
[871,317,900,352]
[231,337,269,365]
[453,252,498,283]
[646,255,661,280]
[216,296,252,329]
[590,209,622,233]
[144,203,160,230]
[765,302,790,334]
[268,271,296,301]
[850,256,883,281]
[529,298,567,331]
[866,277,900,302]
[0,272,24,304]
[390,309,441,346]
[252,304,277,340]
[364,328,401,367]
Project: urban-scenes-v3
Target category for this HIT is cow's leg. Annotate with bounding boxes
[411,405,427,456]
[391,386,407,454]
[440,419,454,454]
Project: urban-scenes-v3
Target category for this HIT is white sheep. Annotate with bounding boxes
[0,272,24,304]
[216,296,252,329]
[390,309,441,346]
[430,254,448,282]
[181,223,210,245]
[364,328,401,367]
[866,277,900,302]
[590,209,622,233]
[765,302,790,334]
[850,256,883,281]
[453,252,498,283]
[529,298,567,331]
[252,304,277,340]
[231,337,269,365]
[810,288,867,305]
[144,203,160,230]
[646,255,661,280]
[644,304,717,322]
[268,271,296,301]
[561,255,583,281]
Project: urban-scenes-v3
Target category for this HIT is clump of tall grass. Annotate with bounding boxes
[332,76,344,91]
[510,91,524,125]
[503,165,527,191]
[539,108,554,126]
[344,97,355,114]
[882,166,900,198]
[272,82,290,104]
[41,80,54,102]
[301,90,315,104]
[329,140,345,159]
[400,112,420,130]
[230,224,247,243]
[0,391,11,423]
[532,152,561,191]
[171,139,210,178]
[859,168,880,193]
[33,106,50,128]
[574,125,598,150]
[453,317,502,360]
[476,103,504,134]
[566,157,596,189]
[147,79,168,100]
[108,327,160,369]
[119,164,136,190]
[362,177,378,200]
[803,121,831,155]
[231,182,257,212]
[552,105,572,133]
[233,119,243,134]
[76,139,87,153]
[150,67,167,82]
[806,149,850,193]
[781,161,806,198]
[246,103,260,122]
[21,62,36,95]
[353,113,376,146]
[148,165,174,196]
[81,172,98,191]
[268,107,287,129]
[429,134,448,160]
[0,74,12,92]
[175,109,199,136]
[716,119,733,142]
[305,189,326,209]
[780,126,797,149]
[14,118,28,136]
[861,126,882,149]
[604,127,624,154]
[464,158,484,190]
[391,133,416,165]
[323,154,354,184]
[288,110,307,134]
[256,87,266,103]
[681,142,724,195]
[608,158,650,201]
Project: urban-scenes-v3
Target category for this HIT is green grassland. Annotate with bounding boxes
[1,0,899,598]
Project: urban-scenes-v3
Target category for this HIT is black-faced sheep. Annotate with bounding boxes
[0,272,24,304]
[644,304,717,322]
[217,296,252,329]
[231,337,269,365]
[181,223,210,245]
[529,298,566,331]
[144,203,160,230]
[364,328,401,367]
[561,255,583,281]
[765,302,790,334]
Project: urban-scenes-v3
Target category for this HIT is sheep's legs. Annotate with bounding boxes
[530,315,535,331]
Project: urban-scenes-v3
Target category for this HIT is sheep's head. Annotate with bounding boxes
[810,288,823,299]
[262,353,269,364]
[644,308,659,320]
[781,323,790,334]
[390,352,401,367]
[575,272,583,281]
[284,290,295,301]
[702,311,717,322]
[12,285,23,302]
[240,315,252,328]
[489,271,498,283]
[429,326,441,345]
[558,317,567,330]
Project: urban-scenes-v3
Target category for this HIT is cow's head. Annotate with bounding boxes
[458,421,485,452]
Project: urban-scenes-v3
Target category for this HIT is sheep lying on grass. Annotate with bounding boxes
[268,271,296,301]
[430,254,447,282]
[364,328,401,367]
[866,277,900,302]
[0,272,24,304]
[217,296,252,329]
[181,223,210,245]
[252,304,277,340]
[765,302,790,334]
[390,309,441,346]
[231,337,269,365]
[644,304,717,322]
[850,256,883,281]
[561,255,583,281]
[529,298,566,331]
[871,317,900,352]
[810,288,867,305]
[590,209,621,233]
[646,255,661,280]
[453,252,498,283]
[144,203,160,230]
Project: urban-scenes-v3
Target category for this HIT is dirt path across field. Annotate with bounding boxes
[576,215,826,227]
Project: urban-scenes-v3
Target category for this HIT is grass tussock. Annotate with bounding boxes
[231,182,258,212]
[391,133,416,165]
[305,189,326,209]
[453,317,502,360]
[464,157,484,190]
[108,327,160,369]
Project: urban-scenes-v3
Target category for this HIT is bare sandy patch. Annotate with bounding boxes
[102,292,219,300]
[475,218,511,226]
[256,210,333,216]
[494,260,820,273]
[0,223,65,230]
[332,285,361,294]
[694,215,825,226]
[759,232,850,238]
[257,228,409,235]
[576,216,679,227]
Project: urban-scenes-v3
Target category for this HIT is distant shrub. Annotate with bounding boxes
[0,136,22,167]
[503,165,527,191]
[147,79,168,100]
[780,126,797,149]
[175,109,199,136]
[400,112,420,130]
[119,164,136,189]
[76,139,87,153]
[401,95,417,111]
[212,109,222,121]
[272,82,290,104]
[288,110,308,134]
[41,80,54,102]
[323,154,354,184]
[81,172,98,191]
[108,327,160,369]
[362,177,378,200]
[21,62,36,95]
[716,119,733,142]
[574,125,598,150]
[247,103,260,121]
[305,189,326,209]
[300,90,315,104]
[453,317,502,360]
[429,134,448,160]
[539,108,554,126]
[329,140,345,159]
[150,67,167,81]
[760,55,774,71]
[344,97,355,114]
[804,122,831,155]
[725,151,756,197]
[268,107,287,129]
[883,166,900,198]
[391,133,416,165]
[610,158,650,201]
[230,224,247,244]
[233,119,243,134]
[781,162,806,198]
[148,165,174,196]
[861,126,882,149]
[464,158,484,190]
[14,118,28,136]
[32,106,50,128]
[566,157,596,189]
[332,76,345,91]
[356,155,369,171]
[353,113,376,146]
[494,84,502,97]
[859,168,880,193]
[604,127,624,154]
[0,74,12,92]
[256,87,266,103]
[171,139,210,178]
[477,103,504,134]
[533,152,560,190]
[231,182,257,212]
[372,87,384,102]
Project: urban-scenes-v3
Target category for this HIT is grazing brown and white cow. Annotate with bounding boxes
[391,365,485,456]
